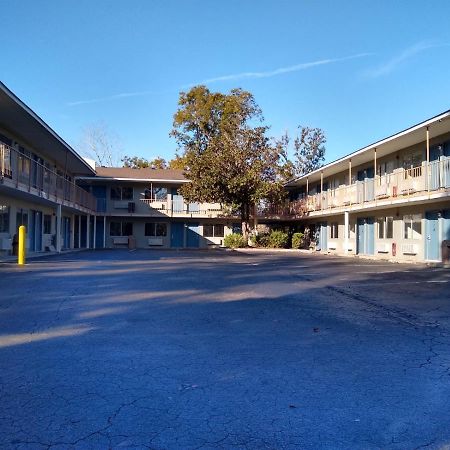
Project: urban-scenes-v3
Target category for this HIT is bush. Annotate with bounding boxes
[291,232,304,249]
[252,232,270,248]
[224,233,247,249]
[268,230,289,248]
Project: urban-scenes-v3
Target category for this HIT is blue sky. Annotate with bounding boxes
[2,0,450,164]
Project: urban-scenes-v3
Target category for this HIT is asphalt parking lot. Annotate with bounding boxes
[1,249,450,450]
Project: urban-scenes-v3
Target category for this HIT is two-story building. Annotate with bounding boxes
[0,82,97,258]
[77,167,237,249]
[2,80,449,263]
[275,110,450,263]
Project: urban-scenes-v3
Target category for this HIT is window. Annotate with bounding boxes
[43,215,52,234]
[403,151,423,178]
[330,222,339,239]
[404,214,421,240]
[110,222,133,236]
[377,217,393,239]
[145,222,167,237]
[0,205,9,233]
[203,224,224,237]
[16,210,28,229]
[153,187,167,201]
[110,187,133,200]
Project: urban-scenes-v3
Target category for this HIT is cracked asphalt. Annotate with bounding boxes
[1,249,450,450]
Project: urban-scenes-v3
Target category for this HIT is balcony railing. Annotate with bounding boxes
[0,141,97,212]
[259,159,450,218]
[140,198,224,217]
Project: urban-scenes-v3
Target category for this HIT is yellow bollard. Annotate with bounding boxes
[18,225,26,265]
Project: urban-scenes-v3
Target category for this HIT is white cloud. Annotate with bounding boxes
[188,53,373,86]
[365,41,449,78]
[68,52,372,106]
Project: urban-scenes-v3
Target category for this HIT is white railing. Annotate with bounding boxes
[0,141,97,212]
[140,198,224,217]
[260,159,450,218]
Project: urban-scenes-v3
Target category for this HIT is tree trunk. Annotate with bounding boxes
[241,203,251,245]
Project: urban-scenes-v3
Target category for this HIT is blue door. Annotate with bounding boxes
[425,211,440,261]
[92,185,107,212]
[95,218,105,248]
[321,222,328,251]
[357,217,374,255]
[367,217,375,255]
[444,209,450,240]
[429,146,442,190]
[29,211,36,252]
[34,211,42,252]
[186,223,200,248]
[171,188,184,213]
[316,222,327,251]
[357,218,365,255]
[171,222,184,247]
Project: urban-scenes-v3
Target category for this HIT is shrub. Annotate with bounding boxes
[268,230,289,248]
[253,232,270,248]
[291,232,304,249]
[224,233,247,249]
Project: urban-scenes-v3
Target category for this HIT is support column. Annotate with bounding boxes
[374,148,377,177]
[426,126,430,191]
[70,214,75,249]
[320,171,324,210]
[348,159,352,205]
[86,215,90,249]
[78,215,81,249]
[306,177,309,196]
[56,204,62,253]
[344,211,350,254]
[93,215,97,250]
[103,216,106,248]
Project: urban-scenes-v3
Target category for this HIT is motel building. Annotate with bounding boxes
[76,166,237,250]
[0,82,97,259]
[271,111,450,264]
[1,80,450,263]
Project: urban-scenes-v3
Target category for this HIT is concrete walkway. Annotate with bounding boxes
[1,249,450,449]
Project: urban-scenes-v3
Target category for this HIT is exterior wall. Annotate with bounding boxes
[304,200,450,263]
[102,216,234,249]
[0,193,79,257]
[87,180,223,219]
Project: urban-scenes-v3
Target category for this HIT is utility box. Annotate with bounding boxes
[128,235,136,250]
[442,240,450,264]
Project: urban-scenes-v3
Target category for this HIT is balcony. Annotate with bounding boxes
[140,198,224,218]
[259,159,450,219]
[0,141,97,213]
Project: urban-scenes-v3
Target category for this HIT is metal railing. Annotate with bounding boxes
[0,141,97,212]
[259,159,450,218]
[140,198,224,217]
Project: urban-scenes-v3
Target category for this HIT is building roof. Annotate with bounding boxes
[81,166,188,182]
[0,82,95,176]
[286,108,450,188]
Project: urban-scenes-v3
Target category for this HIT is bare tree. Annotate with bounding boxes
[78,122,123,167]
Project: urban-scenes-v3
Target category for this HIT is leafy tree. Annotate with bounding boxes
[171,85,289,243]
[293,126,326,176]
[167,154,187,170]
[122,155,168,169]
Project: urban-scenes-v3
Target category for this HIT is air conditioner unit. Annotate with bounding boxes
[148,237,163,246]
[377,243,389,253]
[0,238,12,250]
[402,243,418,255]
